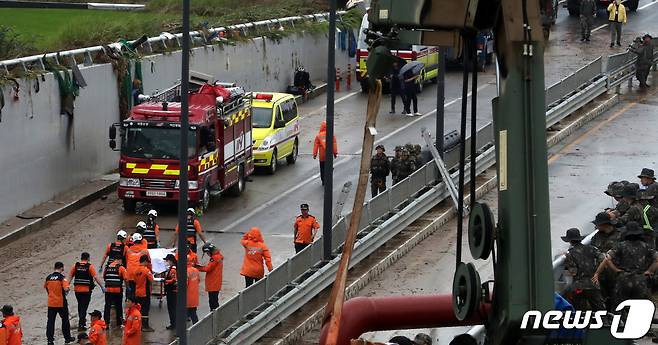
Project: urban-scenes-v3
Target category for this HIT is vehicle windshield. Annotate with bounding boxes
[122,126,196,159]
[252,107,273,128]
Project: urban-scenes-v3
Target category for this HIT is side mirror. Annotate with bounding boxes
[109,139,117,150]
[109,125,117,140]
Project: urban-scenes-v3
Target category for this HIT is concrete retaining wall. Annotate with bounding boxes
[0,30,353,222]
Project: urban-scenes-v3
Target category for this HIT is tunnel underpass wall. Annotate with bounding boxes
[0,31,353,222]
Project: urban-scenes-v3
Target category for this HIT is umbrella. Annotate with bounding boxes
[398,61,425,78]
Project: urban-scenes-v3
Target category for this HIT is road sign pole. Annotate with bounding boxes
[323,0,337,261]
[176,0,190,342]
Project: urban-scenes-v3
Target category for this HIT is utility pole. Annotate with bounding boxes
[323,0,337,261]
[176,0,190,342]
[436,47,446,157]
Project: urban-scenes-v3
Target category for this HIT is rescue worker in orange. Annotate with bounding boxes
[1,305,22,345]
[163,254,178,330]
[240,227,273,287]
[87,310,106,345]
[122,296,141,345]
[198,243,224,310]
[0,320,6,345]
[125,233,150,299]
[69,252,104,331]
[144,209,160,249]
[45,261,75,345]
[131,255,154,332]
[175,240,199,266]
[100,230,128,270]
[312,121,338,186]
[103,259,127,328]
[294,203,320,253]
[173,208,207,253]
[187,260,201,324]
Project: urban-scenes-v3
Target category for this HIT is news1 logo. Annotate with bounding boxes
[520,299,655,339]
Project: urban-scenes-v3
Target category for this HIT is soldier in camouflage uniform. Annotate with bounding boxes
[593,221,658,308]
[611,183,641,223]
[404,143,417,165]
[590,212,621,309]
[413,144,424,167]
[390,146,403,183]
[393,148,416,184]
[370,144,391,198]
[605,181,630,219]
[562,228,606,311]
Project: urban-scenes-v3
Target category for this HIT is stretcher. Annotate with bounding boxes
[148,248,175,308]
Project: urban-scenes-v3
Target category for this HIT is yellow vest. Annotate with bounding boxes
[607,3,627,23]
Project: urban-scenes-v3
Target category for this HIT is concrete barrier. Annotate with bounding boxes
[0,30,353,222]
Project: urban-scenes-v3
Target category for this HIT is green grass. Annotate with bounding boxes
[0,8,175,54]
[0,1,363,62]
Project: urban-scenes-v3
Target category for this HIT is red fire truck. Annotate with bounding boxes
[109,80,254,212]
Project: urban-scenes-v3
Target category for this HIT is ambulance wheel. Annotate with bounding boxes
[286,139,298,165]
[268,150,278,174]
[123,199,136,213]
[229,164,246,196]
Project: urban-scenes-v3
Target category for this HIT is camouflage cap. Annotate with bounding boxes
[395,145,403,152]
[604,181,618,196]
[610,182,626,198]
[414,333,432,345]
[413,144,422,154]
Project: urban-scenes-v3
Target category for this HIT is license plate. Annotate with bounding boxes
[145,191,167,197]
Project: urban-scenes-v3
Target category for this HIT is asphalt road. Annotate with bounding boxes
[1,2,658,344]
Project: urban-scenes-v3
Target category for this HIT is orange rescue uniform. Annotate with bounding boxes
[1,316,21,345]
[104,261,128,294]
[294,214,320,244]
[198,252,223,292]
[69,260,98,293]
[175,250,198,266]
[122,304,141,345]
[88,319,107,345]
[240,228,273,279]
[125,246,150,279]
[175,219,203,245]
[44,272,70,308]
[187,266,200,308]
[131,265,153,298]
[312,121,338,162]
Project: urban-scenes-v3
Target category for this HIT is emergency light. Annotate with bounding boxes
[254,93,274,101]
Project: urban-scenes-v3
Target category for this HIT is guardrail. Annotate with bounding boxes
[0,11,346,73]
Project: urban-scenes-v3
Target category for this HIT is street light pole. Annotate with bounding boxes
[176,0,190,342]
[323,0,337,261]
[436,47,446,157]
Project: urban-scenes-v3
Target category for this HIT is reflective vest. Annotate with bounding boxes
[186,219,197,241]
[74,262,93,288]
[144,222,157,248]
[643,205,654,231]
[164,267,177,293]
[108,242,125,264]
[104,264,123,290]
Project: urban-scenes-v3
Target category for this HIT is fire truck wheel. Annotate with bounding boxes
[268,150,278,174]
[286,140,298,165]
[200,183,211,212]
[228,164,245,196]
[123,199,136,213]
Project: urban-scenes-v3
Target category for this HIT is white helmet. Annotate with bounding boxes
[117,230,128,239]
[187,207,195,215]
[148,209,158,218]
[136,221,147,231]
[132,233,143,242]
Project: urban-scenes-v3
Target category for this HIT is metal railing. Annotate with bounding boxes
[0,12,345,73]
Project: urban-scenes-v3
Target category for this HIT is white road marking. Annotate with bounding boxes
[592,24,608,33]
[221,83,492,232]
[308,91,360,115]
[639,0,658,10]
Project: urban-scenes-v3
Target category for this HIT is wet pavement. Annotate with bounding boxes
[2,2,658,344]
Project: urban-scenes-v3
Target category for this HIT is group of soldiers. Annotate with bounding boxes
[562,168,658,330]
[370,143,425,197]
